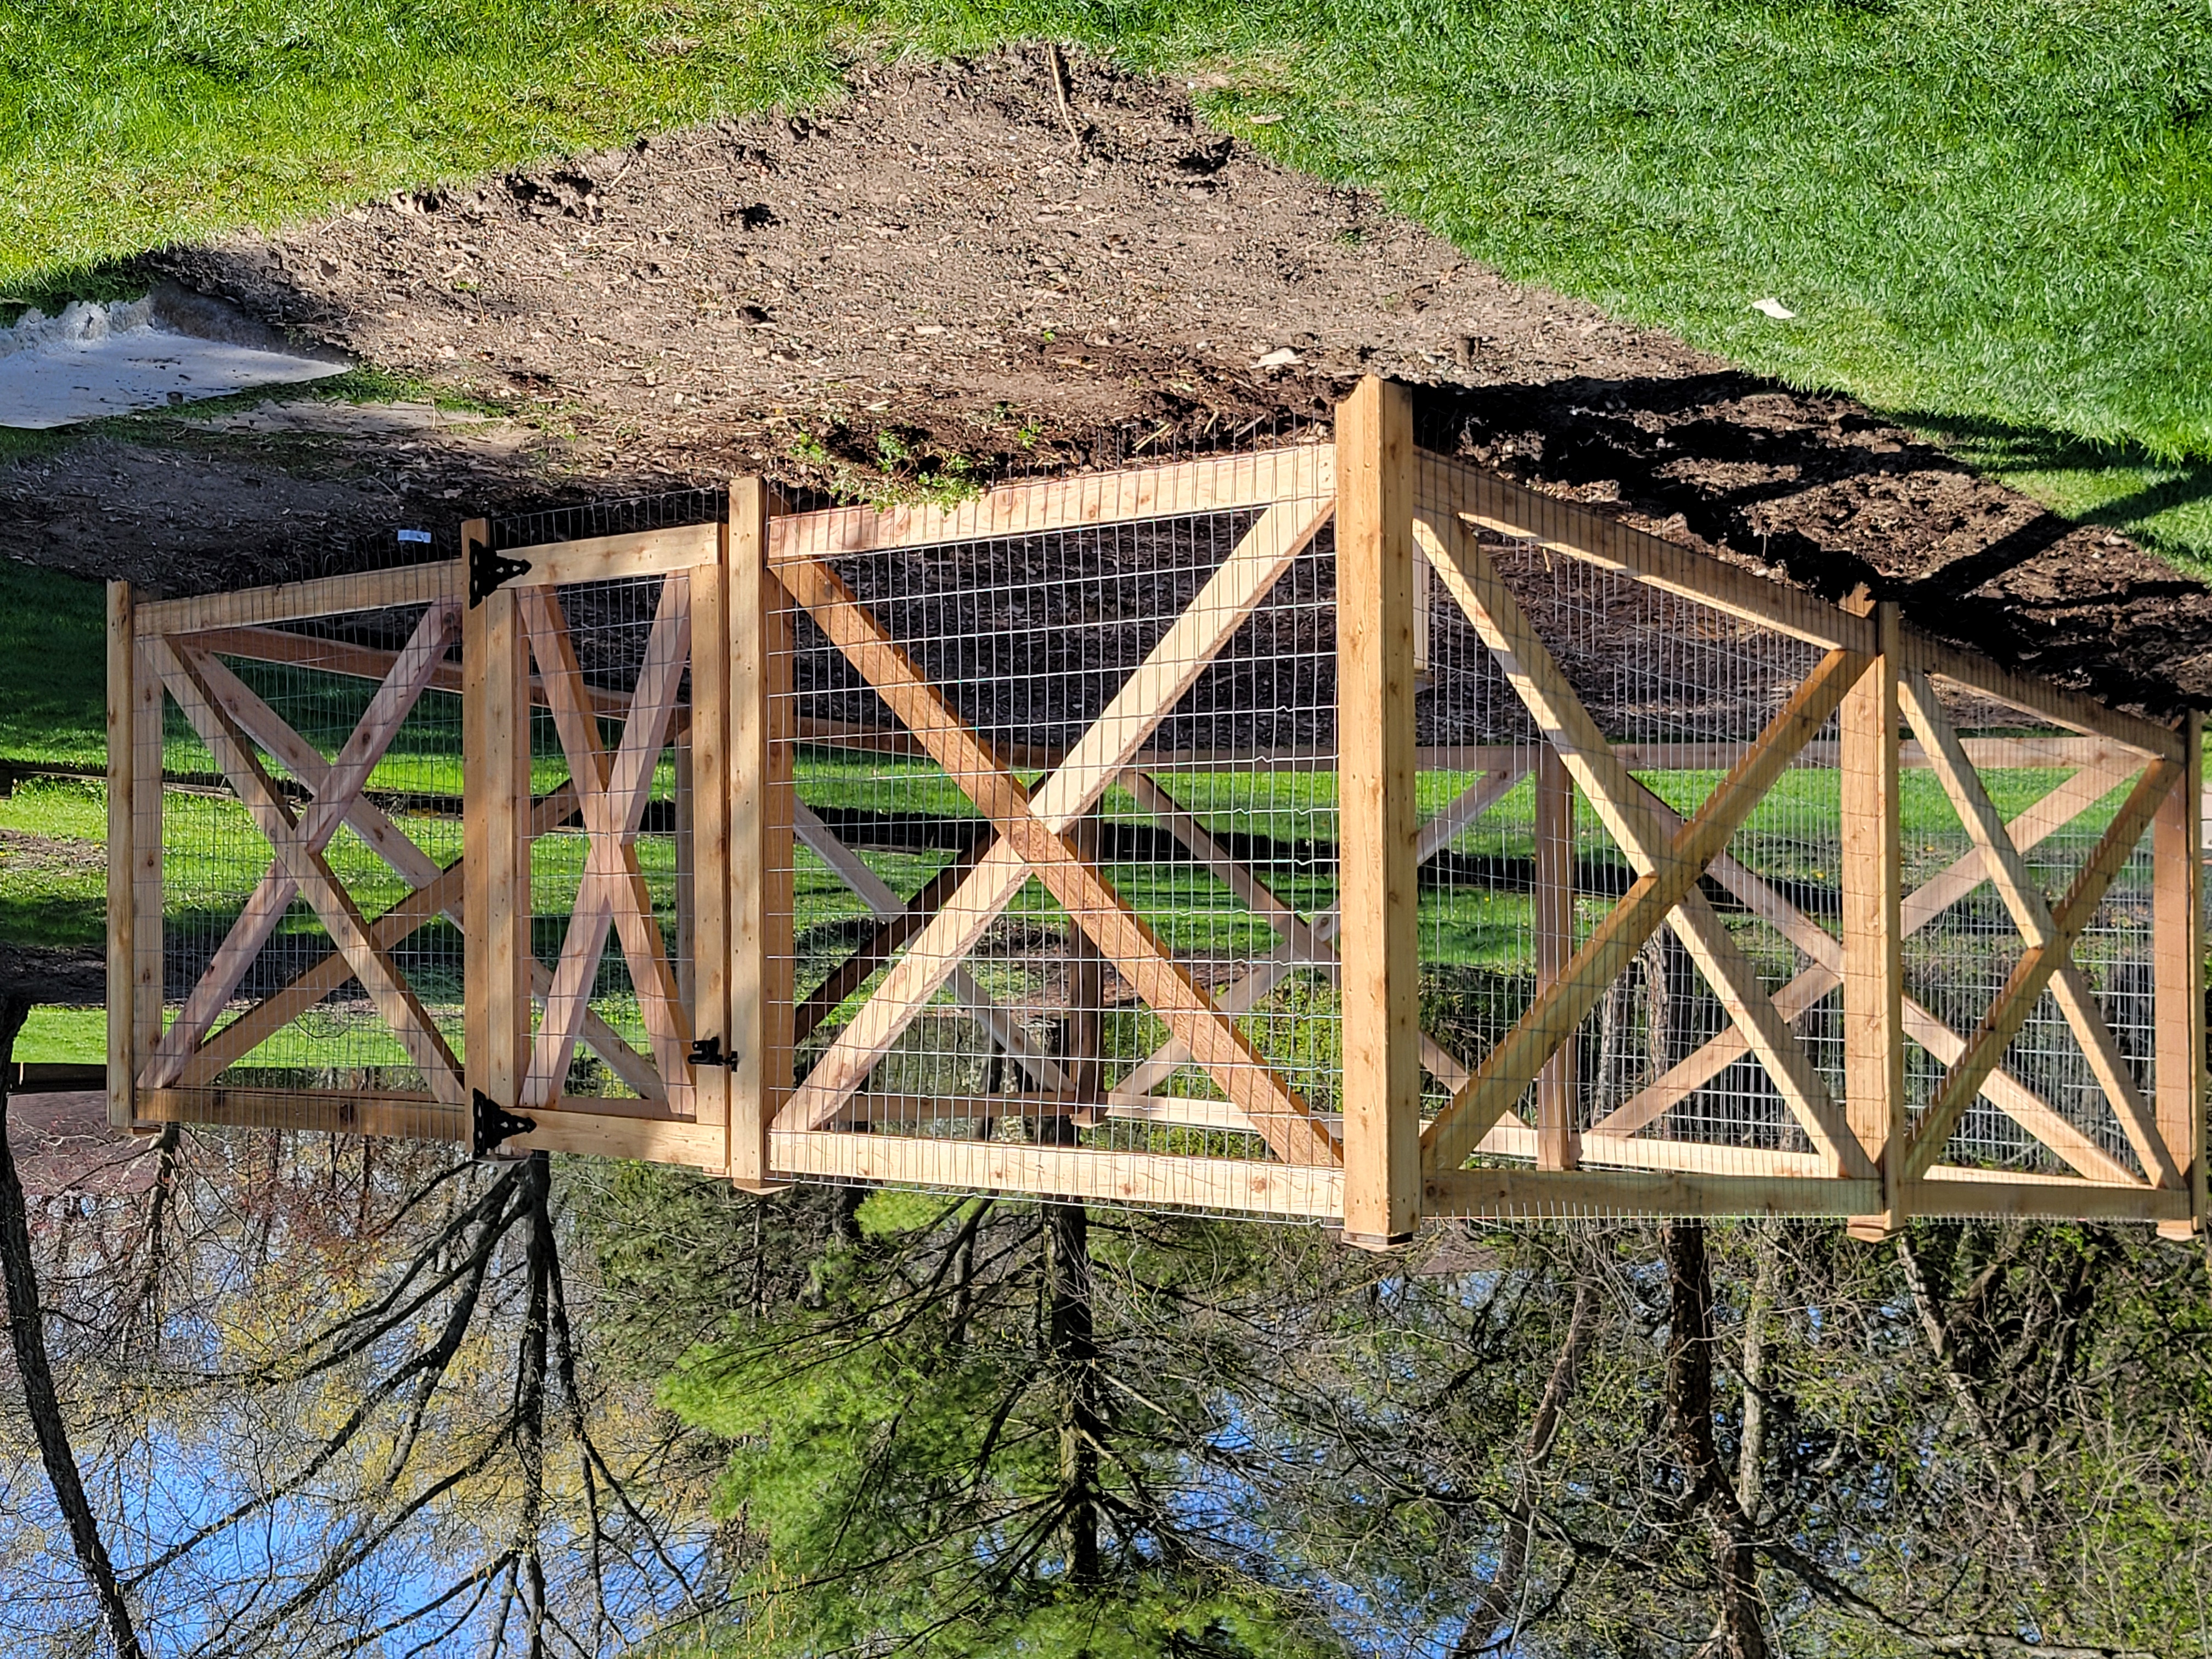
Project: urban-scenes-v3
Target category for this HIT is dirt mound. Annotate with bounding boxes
[4,48,2204,714]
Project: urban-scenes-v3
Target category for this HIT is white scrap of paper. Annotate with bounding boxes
[1250,348,1301,368]
[1752,297,1797,320]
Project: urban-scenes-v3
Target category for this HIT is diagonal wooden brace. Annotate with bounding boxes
[149,636,467,1106]
[144,603,458,1084]
[1898,668,2180,1188]
[1585,765,2147,1187]
[1110,766,1519,1107]
[788,802,1070,1092]
[521,578,693,1108]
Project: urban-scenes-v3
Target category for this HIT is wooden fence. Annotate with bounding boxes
[106,377,2207,1242]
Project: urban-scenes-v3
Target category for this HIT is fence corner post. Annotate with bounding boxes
[461,519,531,1133]
[2155,709,2204,1240]
[1336,376,1422,1248]
[1843,599,1905,1241]
[730,477,794,1192]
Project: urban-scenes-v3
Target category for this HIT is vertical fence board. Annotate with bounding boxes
[1337,377,1420,1245]
[2155,710,2205,1238]
[105,583,139,1127]
[731,478,794,1189]
[690,547,733,1140]
[1535,745,1579,1169]
[129,630,166,1119]
[1843,605,1905,1237]
[462,521,532,1130]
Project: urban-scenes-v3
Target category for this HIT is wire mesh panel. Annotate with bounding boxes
[761,447,1348,1220]
[1415,526,1851,1193]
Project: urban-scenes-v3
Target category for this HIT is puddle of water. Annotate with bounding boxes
[0,289,348,429]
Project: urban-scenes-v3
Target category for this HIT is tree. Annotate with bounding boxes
[0,991,145,1657]
[664,1188,1348,1657]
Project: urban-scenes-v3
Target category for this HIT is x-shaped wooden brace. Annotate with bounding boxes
[1106,764,1527,1110]
[1894,669,2179,1186]
[149,629,469,1107]
[770,487,1344,1166]
[1900,735,2182,1181]
[521,577,695,1110]
[1582,758,2153,1186]
[1417,511,1877,1179]
[147,627,674,1106]
[144,601,457,1087]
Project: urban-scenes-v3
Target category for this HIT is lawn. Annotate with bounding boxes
[0,560,107,769]
[4,0,2211,565]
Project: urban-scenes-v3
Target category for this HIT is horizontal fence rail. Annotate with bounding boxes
[106,379,2207,1241]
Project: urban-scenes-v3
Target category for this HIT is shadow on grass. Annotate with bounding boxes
[1891,410,2212,580]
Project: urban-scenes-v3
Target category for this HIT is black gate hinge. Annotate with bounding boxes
[689,1034,742,1072]
[472,1090,539,1157]
[466,532,533,607]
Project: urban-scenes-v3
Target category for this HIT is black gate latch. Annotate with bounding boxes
[472,1090,539,1158]
[466,532,533,607]
[689,1035,742,1071]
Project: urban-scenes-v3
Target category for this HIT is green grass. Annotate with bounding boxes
[0,776,108,948]
[6,2,2212,567]
[14,1005,103,1063]
[0,755,2152,1075]
[0,562,107,769]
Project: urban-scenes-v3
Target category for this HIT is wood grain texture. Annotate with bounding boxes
[729,477,795,1188]
[462,534,531,1125]
[1841,604,1904,1221]
[2153,710,2205,1235]
[770,445,1331,562]
[772,1130,1345,1220]
[1337,377,1422,1240]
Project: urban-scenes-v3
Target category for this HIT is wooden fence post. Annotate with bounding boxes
[730,478,794,1191]
[689,532,733,1150]
[462,520,532,1128]
[1843,601,1905,1239]
[1336,376,1421,1247]
[106,583,148,1128]
[1535,744,1579,1169]
[2154,710,2204,1239]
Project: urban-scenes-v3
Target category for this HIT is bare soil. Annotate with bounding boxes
[4,48,2208,715]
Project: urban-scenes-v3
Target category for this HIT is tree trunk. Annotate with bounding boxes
[1664,1221,1767,1659]
[515,1152,552,1658]
[0,994,147,1659]
[1042,1183,1101,1586]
